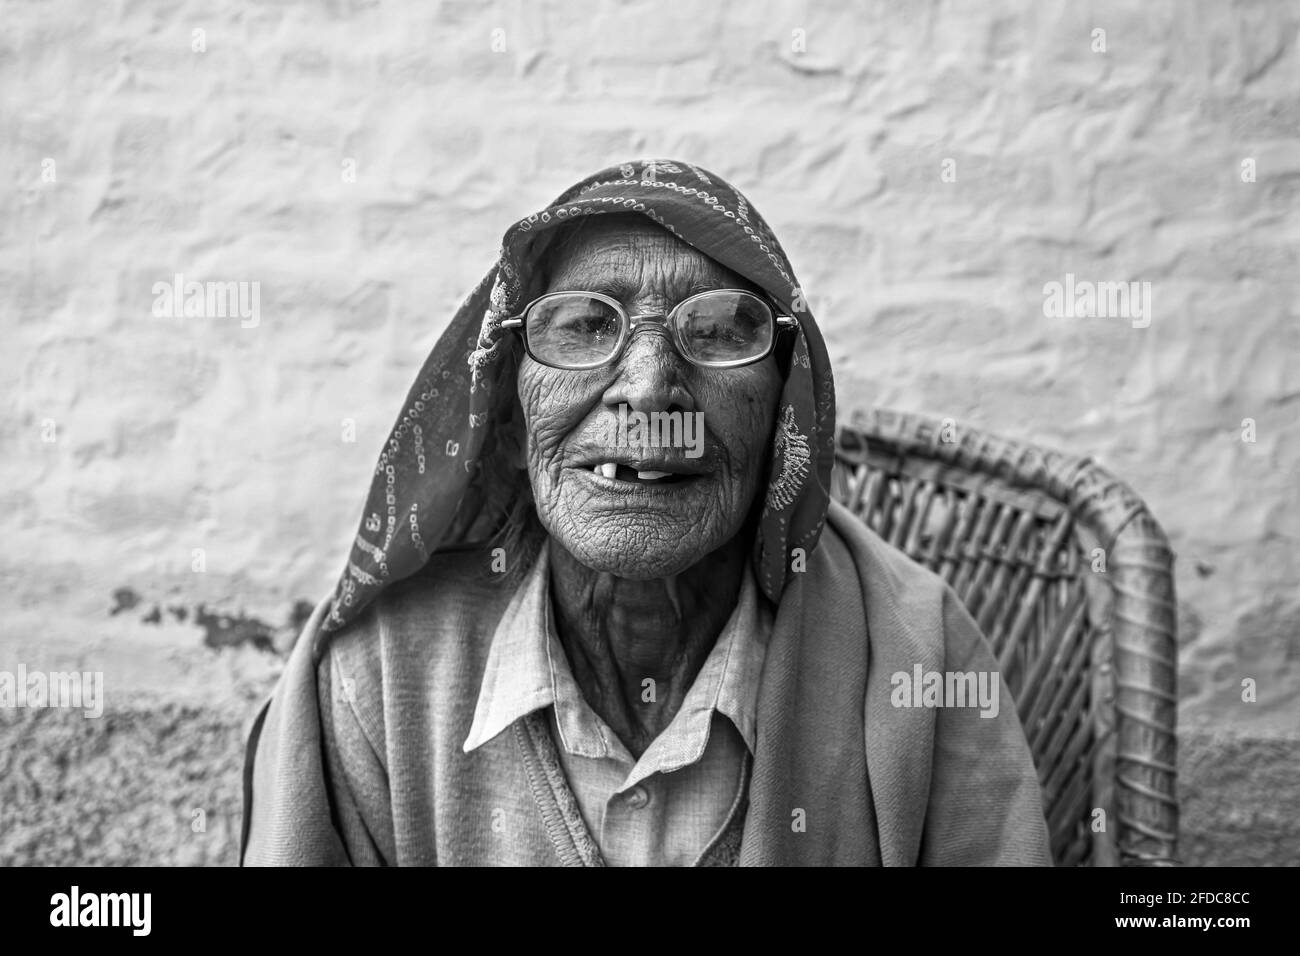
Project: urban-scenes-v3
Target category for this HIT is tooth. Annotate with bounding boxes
[599,463,618,479]
[636,470,670,480]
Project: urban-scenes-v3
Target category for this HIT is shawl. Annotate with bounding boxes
[241,160,1051,866]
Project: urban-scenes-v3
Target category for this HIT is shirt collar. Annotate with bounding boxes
[462,544,770,760]
[461,544,557,754]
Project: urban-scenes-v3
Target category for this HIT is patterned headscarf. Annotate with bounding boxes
[321,159,836,640]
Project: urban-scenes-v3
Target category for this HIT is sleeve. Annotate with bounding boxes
[241,599,393,866]
[918,587,1054,866]
[316,639,394,865]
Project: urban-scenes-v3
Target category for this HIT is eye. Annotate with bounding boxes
[533,297,620,336]
[525,294,625,365]
[675,292,773,362]
[552,306,617,335]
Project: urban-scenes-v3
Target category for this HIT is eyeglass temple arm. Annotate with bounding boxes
[503,315,797,330]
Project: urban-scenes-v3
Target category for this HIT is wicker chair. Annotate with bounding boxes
[833,408,1178,866]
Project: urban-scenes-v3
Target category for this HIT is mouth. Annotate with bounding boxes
[571,452,709,490]
[585,462,690,486]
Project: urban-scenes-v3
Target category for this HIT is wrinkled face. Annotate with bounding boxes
[515,216,784,578]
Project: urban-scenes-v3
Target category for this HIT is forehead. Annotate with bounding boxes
[541,215,754,297]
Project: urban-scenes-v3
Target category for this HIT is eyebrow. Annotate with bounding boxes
[582,278,725,303]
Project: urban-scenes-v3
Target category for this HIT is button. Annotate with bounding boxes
[625,786,650,809]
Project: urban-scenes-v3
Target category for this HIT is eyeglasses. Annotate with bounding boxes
[501,289,798,370]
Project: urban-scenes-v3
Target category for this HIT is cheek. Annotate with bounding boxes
[515,361,602,469]
[700,366,783,465]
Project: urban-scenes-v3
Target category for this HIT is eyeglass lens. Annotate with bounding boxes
[525,291,774,368]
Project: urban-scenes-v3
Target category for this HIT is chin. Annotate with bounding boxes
[536,480,754,578]
[559,534,707,580]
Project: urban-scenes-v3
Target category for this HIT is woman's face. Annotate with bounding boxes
[515,216,784,579]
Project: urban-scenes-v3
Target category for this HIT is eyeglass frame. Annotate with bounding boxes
[500,288,799,371]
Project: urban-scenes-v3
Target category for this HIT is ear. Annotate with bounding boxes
[501,415,526,470]
[495,363,529,472]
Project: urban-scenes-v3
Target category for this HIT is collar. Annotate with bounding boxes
[462,543,770,775]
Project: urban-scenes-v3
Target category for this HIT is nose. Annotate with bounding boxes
[601,324,696,415]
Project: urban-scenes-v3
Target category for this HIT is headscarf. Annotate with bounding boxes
[321,159,836,644]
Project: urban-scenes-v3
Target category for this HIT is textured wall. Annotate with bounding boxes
[2,0,1297,865]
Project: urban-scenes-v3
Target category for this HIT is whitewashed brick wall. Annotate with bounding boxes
[2,0,1296,864]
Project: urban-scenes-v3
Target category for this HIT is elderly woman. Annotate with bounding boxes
[242,161,1051,866]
